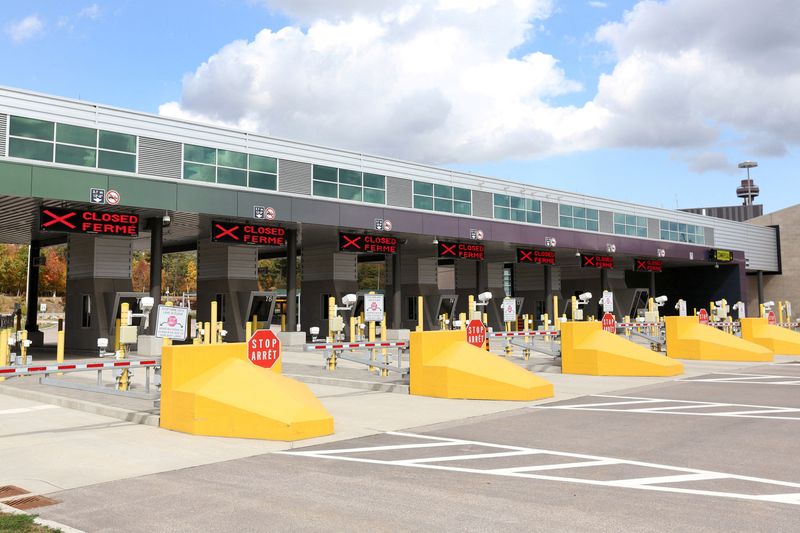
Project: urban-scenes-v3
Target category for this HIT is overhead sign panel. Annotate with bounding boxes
[40,207,139,236]
[634,258,663,273]
[709,249,733,262]
[211,221,286,246]
[339,232,398,254]
[438,241,485,260]
[516,248,556,265]
[581,254,614,269]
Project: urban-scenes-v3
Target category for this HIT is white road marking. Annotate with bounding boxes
[677,372,800,386]
[530,394,800,420]
[279,432,800,506]
[0,404,60,416]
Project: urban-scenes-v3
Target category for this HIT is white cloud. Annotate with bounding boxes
[588,1,607,7]
[6,15,44,43]
[78,4,102,20]
[162,0,800,166]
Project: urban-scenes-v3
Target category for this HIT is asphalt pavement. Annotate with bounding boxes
[25,359,800,532]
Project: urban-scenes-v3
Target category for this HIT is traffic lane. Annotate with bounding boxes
[545,381,800,409]
[416,404,800,485]
[37,441,797,533]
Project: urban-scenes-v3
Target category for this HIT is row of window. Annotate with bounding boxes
[6,117,710,243]
[660,220,705,244]
[183,144,278,191]
[313,165,386,204]
[8,116,137,173]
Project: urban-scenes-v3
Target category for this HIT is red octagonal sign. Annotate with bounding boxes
[466,319,486,348]
[248,329,281,369]
[698,308,709,326]
[602,312,616,334]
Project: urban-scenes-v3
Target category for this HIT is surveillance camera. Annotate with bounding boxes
[309,326,320,336]
[139,296,155,312]
[359,323,366,329]
[578,292,592,301]
[714,299,725,307]
[220,329,228,337]
[655,295,668,305]
[341,293,357,306]
[575,251,582,257]
[162,214,171,227]
[97,337,109,349]
[478,291,493,303]
[763,301,775,308]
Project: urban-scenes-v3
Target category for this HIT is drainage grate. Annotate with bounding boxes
[0,485,29,498]
[4,495,60,510]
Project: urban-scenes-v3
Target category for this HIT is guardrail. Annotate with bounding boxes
[488,330,560,359]
[304,341,409,376]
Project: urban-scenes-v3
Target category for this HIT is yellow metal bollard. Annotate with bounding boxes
[117,302,129,391]
[468,295,476,319]
[380,313,389,377]
[281,314,286,333]
[19,330,28,366]
[328,296,337,341]
[56,319,65,375]
[504,320,512,356]
[246,320,252,342]
[0,329,9,381]
[115,318,121,351]
[210,301,218,345]
[416,296,424,332]
[571,296,578,322]
[368,318,376,372]
[350,316,357,342]
[459,312,466,330]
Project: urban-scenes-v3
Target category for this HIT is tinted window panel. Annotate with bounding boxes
[249,171,277,190]
[55,144,96,167]
[57,124,96,147]
[249,155,277,173]
[185,144,216,164]
[184,162,215,182]
[98,150,136,172]
[217,167,247,186]
[99,131,136,153]
[218,150,247,169]
[10,116,54,141]
[9,138,52,161]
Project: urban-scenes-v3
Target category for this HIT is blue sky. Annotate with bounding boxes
[1,1,795,213]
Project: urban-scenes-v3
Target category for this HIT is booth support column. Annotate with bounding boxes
[148,218,163,334]
[286,229,298,332]
[392,248,401,329]
[756,270,764,306]
[544,265,553,318]
[649,271,656,299]
[25,240,42,345]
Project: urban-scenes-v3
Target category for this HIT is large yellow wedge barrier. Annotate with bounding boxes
[740,317,800,355]
[161,343,333,441]
[665,316,772,362]
[560,322,683,376]
[409,330,554,400]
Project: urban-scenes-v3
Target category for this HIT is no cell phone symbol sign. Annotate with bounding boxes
[106,190,120,205]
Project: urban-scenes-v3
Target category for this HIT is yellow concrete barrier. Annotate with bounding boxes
[740,317,800,355]
[409,330,553,400]
[560,322,683,376]
[161,343,333,441]
[665,316,772,362]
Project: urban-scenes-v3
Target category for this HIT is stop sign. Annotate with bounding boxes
[466,319,486,348]
[601,312,616,334]
[248,329,281,369]
[698,308,709,326]
[767,310,777,326]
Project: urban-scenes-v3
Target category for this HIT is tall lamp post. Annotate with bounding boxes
[737,161,758,206]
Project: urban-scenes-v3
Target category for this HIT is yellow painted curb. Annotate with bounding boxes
[740,317,800,355]
[409,330,554,401]
[665,316,773,362]
[560,322,683,376]
[161,343,333,441]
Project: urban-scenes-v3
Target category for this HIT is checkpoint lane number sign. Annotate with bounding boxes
[364,293,384,322]
[602,312,616,334]
[249,329,281,369]
[466,319,486,348]
[155,305,188,340]
[698,308,709,325]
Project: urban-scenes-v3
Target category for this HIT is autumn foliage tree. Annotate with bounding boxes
[0,244,28,295]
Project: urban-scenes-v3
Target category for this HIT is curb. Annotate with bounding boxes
[0,501,85,533]
[0,387,160,427]
[285,373,410,394]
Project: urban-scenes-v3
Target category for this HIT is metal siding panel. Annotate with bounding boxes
[138,137,182,179]
[339,204,385,230]
[472,191,493,219]
[418,257,438,286]
[177,183,238,216]
[648,218,660,239]
[599,210,613,234]
[93,237,133,279]
[704,227,714,246]
[542,202,558,226]
[291,198,340,225]
[108,175,177,211]
[227,246,258,280]
[487,262,504,289]
[0,161,32,197]
[0,113,7,157]
[236,191,292,222]
[278,159,311,195]
[333,252,357,281]
[32,167,109,202]
[455,260,477,289]
[386,176,412,208]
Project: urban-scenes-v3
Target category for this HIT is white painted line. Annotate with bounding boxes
[288,441,467,456]
[546,399,664,409]
[610,472,728,486]
[279,433,800,507]
[631,404,729,412]
[399,450,541,464]
[592,394,798,410]
[490,459,620,474]
[0,404,59,416]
